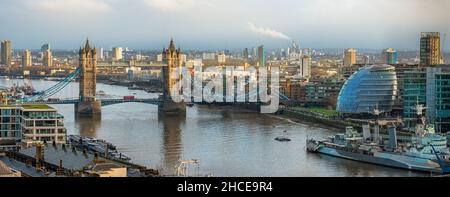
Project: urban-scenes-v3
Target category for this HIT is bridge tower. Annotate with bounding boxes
[158,39,186,116]
[75,39,101,115]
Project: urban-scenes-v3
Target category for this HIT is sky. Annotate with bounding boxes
[0,0,449,50]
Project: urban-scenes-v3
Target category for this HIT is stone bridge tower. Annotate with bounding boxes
[75,39,101,115]
[158,39,186,116]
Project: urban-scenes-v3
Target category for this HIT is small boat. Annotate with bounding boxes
[97,90,106,96]
[274,137,291,142]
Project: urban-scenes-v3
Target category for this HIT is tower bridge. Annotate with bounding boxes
[16,39,290,116]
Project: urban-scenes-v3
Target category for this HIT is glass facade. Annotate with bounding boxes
[337,65,398,114]
[403,69,427,129]
[434,72,450,132]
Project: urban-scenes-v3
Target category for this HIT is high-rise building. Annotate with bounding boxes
[157,54,163,62]
[291,41,300,53]
[243,48,249,60]
[96,48,104,60]
[43,49,52,67]
[403,66,450,133]
[217,52,226,63]
[258,45,265,67]
[1,40,12,66]
[362,55,370,65]
[112,47,123,61]
[41,44,50,52]
[299,55,311,78]
[343,48,356,66]
[252,47,257,60]
[383,48,398,64]
[420,32,441,66]
[22,49,32,67]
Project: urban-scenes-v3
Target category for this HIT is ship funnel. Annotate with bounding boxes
[388,126,398,149]
[362,124,371,141]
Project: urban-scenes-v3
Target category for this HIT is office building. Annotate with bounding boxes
[96,48,104,60]
[343,48,356,66]
[420,32,442,66]
[41,44,50,52]
[337,65,398,114]
[299,55,311,78]
[43,49,52,67]
[22,49,32,67]
[403,66,450,133]
[243,48,249,60]
[383,48,398,64]
[202,52,215,60]
[217,52,226,63]
[112,47,123,61]
[258,45,265,67]
[1,40,12,66]
[362,55,370,65]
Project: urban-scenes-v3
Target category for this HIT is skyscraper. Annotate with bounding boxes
[343,48,356,66]
[252,47,257,60]
[383,48,398,64]
[243,48,249,60]
[362,55,370,65]
[420,32,441,66]
[258,45,265,67]
[96,48,104,60]
[41,44,50,52]
[300,55,311,78]
[112,47,123,61]
[1,40,12,66]
[43,49,52,67]
[22,49,32,67]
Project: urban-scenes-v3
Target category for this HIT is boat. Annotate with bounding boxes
[67,135,132,161]
[128,84,141,90]
[97,90,106,96]
[306,126,445,173]
[275,137,291,142]
[306,105,450,173]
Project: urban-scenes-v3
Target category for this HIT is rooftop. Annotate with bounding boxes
[19,144,95,171]
[21,104,54,110]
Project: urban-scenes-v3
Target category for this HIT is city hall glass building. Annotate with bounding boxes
[337,65,398,114]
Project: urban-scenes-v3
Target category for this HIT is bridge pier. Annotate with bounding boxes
[75,100,102,115]
[158,99,186,116]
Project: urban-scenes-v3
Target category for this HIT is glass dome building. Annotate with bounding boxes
[337,64,398,114]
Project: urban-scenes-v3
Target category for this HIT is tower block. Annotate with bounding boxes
[75,39,101,115]
[158,39,186,116]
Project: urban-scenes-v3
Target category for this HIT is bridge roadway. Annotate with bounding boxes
[20,98,163,106]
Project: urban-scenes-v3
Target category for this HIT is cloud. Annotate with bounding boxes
[248,22,291,40]
[24,0,112,14]
[142,0,213,12]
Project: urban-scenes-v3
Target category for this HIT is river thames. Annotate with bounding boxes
[1,78,427,177]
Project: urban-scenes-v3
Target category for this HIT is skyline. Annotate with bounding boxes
[0,0,449,50]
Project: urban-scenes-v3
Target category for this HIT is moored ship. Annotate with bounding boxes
[307,105,450,174]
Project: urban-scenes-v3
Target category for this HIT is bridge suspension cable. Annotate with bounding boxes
[19,67,81,102]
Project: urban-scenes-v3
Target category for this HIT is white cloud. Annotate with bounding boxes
[248,22,291,40]
[24,0,112,14]
[142,0,213,12]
